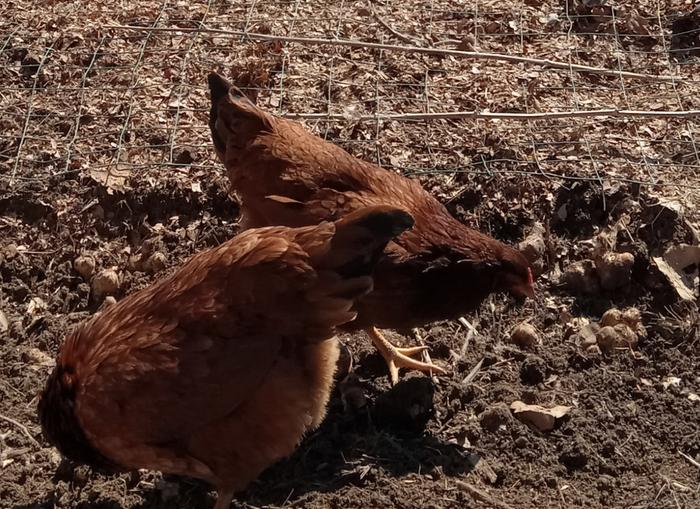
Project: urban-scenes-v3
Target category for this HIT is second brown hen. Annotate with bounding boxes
[38,205,413,509]
[208,73,535,385]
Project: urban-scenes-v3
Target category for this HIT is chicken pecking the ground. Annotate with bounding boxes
[38,205,414,509]
[208,72,535,385]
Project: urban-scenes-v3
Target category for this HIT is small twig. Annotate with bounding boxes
[80,198,99,214]
[369,3,422,45]
[678,450,700,469]
[488,358,515,369]
[2,447,31,460]
[0,28,18,54]
[412,329,439,383]
[280,488,295,507]
[461,357,484,385]
[458,317,473,329]
[455,481,515,509]
[671,481,691,493]
[16,250,60,256]
[280,108,700,122]
[422,350,440,384]
[458,317,477,358]
[107,25,681,82]
[0,414,41,448]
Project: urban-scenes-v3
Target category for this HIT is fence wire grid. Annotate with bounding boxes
[1,0,700,213]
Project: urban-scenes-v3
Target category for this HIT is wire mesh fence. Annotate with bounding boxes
[1,0,700,201]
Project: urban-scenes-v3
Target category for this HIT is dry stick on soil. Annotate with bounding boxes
[412,329,440,383]
[369,4,423,45]
[0,414,41,448]
[107,25,680,82]
[455,481,515,509]
[462,357,484,385]
[678,451,700,469]
[281,109,700,121]
[458,316,477,358]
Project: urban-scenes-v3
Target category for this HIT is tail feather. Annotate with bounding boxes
[207,72,234,105]
[334,205,415,241]
[207,72,271,155]
[300,205,413,331]
[316,205,414,279]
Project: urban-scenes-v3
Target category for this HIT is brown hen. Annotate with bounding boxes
[38,205,414,509]
[208,73,535,385]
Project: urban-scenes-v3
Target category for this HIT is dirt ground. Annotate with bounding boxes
[2,1,700,508]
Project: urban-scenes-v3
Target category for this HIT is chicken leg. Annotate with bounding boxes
[366,326,446,385]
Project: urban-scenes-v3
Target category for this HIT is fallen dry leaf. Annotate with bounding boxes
[652,256,696,301]
[89,165,132,193]
[510,400,571,432]
[652,243,700,301]
[663,244,700,270]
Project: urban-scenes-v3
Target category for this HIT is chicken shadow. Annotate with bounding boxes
[14,378,479,509]
[147,377,480,508]
[241,376,480,506]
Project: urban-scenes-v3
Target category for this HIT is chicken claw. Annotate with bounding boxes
[367,327,446,385]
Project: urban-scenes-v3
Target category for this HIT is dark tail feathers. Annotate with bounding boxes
[335,205,414,242]
[208,72,234,105]
[207,72,270,154]
[322,205,414,278]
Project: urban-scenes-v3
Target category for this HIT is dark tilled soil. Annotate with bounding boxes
[1,171,699,509]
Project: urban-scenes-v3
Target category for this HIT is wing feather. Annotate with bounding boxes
[75,228,336,447]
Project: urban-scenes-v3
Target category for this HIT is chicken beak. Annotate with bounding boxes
[510,283,535,301]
